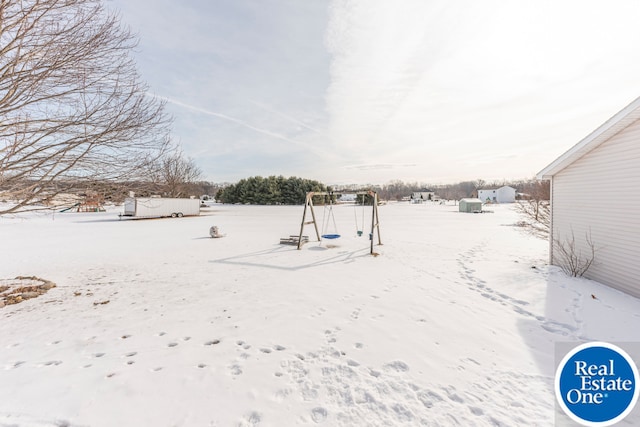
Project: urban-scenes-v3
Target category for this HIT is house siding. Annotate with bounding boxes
[496,186,516,203]
[478,186,515,203]
[551,118,640,297]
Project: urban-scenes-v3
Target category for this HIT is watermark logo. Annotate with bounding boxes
[555,342,639,426]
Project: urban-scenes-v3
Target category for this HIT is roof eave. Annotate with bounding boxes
[536,96,640,180]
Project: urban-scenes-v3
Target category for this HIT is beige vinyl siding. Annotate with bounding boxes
[551,118,640,297]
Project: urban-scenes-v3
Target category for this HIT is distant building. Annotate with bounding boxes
[411,190,435,203]
[459,198,483,213]
[339,194,357,202]
[538,96,640,298]
[477,186,516,203]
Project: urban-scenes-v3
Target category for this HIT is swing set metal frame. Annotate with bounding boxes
[296,190,382,255]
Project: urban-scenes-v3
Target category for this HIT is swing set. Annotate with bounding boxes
[296,191,382,255]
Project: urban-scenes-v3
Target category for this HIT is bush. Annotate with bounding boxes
[553,230,596,277]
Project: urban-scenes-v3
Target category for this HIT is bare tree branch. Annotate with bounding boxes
[514,179,550,239]
[152,150,202,198]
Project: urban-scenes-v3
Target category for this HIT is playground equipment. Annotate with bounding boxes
[296,191,382,255]
[320,196,340,240]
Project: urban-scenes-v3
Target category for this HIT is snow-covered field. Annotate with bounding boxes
[1,202,639,426]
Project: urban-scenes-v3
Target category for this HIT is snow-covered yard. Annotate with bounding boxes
[1,202,639,426]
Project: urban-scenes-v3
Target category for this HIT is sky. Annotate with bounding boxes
[108,0,640,186]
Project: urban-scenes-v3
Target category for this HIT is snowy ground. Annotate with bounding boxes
[1,201,639,426]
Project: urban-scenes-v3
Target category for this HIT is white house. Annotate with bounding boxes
[477,186,516,203]
[411,191,435,203]
[537,96,640,298]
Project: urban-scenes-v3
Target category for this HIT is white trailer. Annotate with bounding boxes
[122,197,200,219]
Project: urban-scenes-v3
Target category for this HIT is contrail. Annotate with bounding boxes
[149,93,333,159]
[250,100,326,136]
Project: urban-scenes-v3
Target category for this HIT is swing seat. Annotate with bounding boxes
[321,234,341,239]
[357,230,363,237]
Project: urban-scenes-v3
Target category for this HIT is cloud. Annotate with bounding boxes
[250,100,325,136]
[115,0,640,185]
[151,93,335,161]
[323,0,640,183]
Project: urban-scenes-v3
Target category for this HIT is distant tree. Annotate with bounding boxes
[194,181,223,199]
[378,180,425,201]
[0,0,171,214]
[153,150,202,198]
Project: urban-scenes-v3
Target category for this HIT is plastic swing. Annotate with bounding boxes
[321,197,340,240]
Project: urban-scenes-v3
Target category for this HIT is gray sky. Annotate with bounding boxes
[109,0,640,185]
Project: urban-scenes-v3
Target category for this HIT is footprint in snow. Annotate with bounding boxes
[168,342,178,348]
[311,407,328,423]
[229,364,243,376]
[416,390,444,408]
[236,340,251,350]
[8,361,26,369]
[383,360,410,372]
[239,411,261,427]
[204,340,220,346]
[469,406,484,416]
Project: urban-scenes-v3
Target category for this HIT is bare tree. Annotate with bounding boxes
[0,0,171,214]
[515,179,551,238]
[153,150,202,198]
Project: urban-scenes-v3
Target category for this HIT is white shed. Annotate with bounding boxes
[477,186,516,203]
[537,96,640,298]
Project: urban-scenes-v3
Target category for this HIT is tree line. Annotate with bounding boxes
[360,178,549,203]
[215,176,328,205]
[211,176,550,206]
